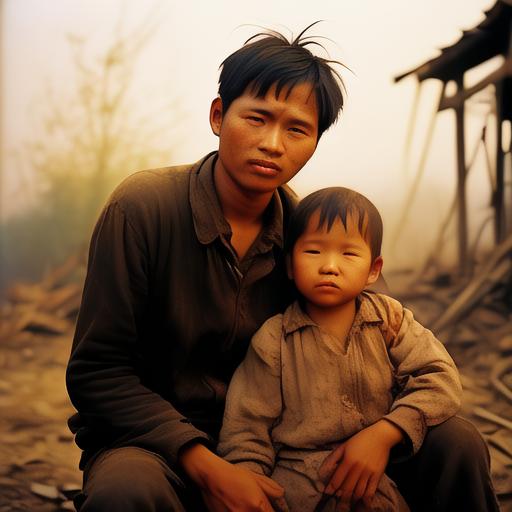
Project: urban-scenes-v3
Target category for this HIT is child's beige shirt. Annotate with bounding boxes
[218,291,462,477]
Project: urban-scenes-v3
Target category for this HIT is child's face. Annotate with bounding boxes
[288,210,382,309]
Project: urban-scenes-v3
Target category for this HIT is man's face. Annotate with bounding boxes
[210,82,319,196]
[288,210,382,312]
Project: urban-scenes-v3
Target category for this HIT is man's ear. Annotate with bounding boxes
[209,97,223,137]
[366,256,383,286]
[286,255,294,280]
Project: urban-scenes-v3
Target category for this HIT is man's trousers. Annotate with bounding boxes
[74,416,501,511]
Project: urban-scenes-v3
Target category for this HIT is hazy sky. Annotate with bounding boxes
[2,0,499,270]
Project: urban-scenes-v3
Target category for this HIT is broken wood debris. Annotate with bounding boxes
[473,407,512,431]
[0,253,84,344]
[431,233,512,333]
[392,264,512,507]
[491,357,512,403]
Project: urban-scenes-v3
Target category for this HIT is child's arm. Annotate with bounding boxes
[379,294,463,456]
[217,315,284,477]
[319,418,403,505]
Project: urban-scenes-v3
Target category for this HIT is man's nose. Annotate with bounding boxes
[259,125,284,155]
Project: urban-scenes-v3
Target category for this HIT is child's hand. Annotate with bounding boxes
[318,420,403,508]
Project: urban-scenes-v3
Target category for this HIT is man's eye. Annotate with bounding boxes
[247,116,263,124]
[289,127,306,135]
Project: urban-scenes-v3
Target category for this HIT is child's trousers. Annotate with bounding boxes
[271,454,409,511]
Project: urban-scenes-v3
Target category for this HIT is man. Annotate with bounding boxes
[67,24,343,511]
[67,25,499,512]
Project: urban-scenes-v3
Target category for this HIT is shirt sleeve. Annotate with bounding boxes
[66,198,211,468]
[378,295,462,455]
[217,315,283,476]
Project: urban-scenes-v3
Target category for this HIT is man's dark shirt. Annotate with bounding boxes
[66,152,296,470]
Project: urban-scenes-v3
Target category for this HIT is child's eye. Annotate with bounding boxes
[304,249,320,254]
[344,252,358,256]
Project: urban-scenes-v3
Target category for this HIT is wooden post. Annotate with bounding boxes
[455,75,468,274]
[495,79,505,243]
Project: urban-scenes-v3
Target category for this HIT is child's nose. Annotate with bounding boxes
[320,259,340,275]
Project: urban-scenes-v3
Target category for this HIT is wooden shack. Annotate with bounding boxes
[395,0,512,275]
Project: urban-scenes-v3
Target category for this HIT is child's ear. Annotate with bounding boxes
[285,255,294,280]
[209,97,223,136]
[366,256,383,286]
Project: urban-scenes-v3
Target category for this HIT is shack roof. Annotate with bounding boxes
[395,0,512,83]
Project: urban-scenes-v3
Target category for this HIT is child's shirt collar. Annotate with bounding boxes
[282,291,383,337]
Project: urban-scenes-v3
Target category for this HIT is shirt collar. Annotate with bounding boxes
[282,291,383,336]
[189,151,284,248]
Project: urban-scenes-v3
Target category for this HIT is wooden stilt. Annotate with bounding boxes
[495,79,505,243]
[455,76,468,274]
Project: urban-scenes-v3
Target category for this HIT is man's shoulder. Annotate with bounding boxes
[277,184,299,218]
[103,155,216,224]
[109,163,193,205]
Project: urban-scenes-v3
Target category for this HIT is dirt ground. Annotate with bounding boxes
[0,330,81,511]
[0,279,511,511]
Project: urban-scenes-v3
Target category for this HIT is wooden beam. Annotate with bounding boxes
[455,76,469,274]
[439,58,512,111]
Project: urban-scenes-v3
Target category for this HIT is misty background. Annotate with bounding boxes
[0,0,502,294]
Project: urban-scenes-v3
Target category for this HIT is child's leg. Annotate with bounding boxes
[271,460,323,511]
[353,474,409,512]
[271,452,409,512]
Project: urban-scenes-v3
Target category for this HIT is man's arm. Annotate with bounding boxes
[179,443,287,512]
[189,315,286,511]
[66,196,210,468]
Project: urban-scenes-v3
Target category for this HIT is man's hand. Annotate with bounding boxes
[179,443,287,511]
[318,420,403,508]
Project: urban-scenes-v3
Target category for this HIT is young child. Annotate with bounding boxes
[217,187,463,512]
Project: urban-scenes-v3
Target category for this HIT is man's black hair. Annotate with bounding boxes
[218,22,345,139]
[285,187,383,261]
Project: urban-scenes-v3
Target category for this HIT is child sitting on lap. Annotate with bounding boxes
[218,187,463,512]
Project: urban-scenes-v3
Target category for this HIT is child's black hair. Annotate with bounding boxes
[218,22,345,139]
[285,187,383,261]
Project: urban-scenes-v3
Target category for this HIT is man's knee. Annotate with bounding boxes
[77,447,185,512]
[422,416,490,470]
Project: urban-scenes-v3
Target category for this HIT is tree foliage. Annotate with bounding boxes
[1,21,178,293]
